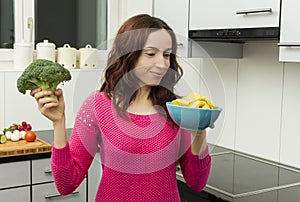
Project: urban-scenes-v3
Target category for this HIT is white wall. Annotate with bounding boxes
[200,42,300,168]
[1,69,103,131]
[0,72,4,130]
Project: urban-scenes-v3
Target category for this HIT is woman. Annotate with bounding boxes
[31,14,211,202]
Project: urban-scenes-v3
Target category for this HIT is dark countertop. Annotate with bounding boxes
[176,145,300,202]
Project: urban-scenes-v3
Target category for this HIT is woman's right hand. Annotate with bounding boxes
[30,88,65,123]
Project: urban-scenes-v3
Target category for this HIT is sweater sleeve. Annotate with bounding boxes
[178,130,211,192]
[51,93,101,195]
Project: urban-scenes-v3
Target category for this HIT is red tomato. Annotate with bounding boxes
[25,131,36,142]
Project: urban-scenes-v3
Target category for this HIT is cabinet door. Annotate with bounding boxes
[0,161,30,189]
[119,0,153,25]
[279,0,300,62]
[32,180,86,202]
[0,186,30,202]
[32,158,53,184]
[190,0,280,30]
[154,0,189,57]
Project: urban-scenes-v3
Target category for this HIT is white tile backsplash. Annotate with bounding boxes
[235,43,283,162]
[212,58,238,150]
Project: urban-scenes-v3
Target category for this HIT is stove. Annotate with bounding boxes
[176,146,300,202]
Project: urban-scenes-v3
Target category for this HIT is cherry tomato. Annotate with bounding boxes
[24,131,36,142]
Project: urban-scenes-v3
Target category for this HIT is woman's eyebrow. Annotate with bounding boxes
[144,46,172,52]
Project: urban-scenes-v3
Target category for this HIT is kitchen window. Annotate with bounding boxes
[0,0,107,63]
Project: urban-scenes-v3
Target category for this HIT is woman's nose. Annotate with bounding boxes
[155,54,168,68]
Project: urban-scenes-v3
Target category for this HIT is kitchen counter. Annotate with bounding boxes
[0,130,57,164]
[176,145,300,202]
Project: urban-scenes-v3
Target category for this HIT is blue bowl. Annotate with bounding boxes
[166,102,222,130]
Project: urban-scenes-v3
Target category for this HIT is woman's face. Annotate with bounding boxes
[133,29,172,87]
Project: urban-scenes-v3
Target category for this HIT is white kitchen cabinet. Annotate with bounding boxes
[32,180,86,202]
[0,187,30,202]
[31,158,86,202]
[154,0,189,57]
[118,0,153,27]
[278,1,300,62]
[0,161,30,202]
[190,0,280,30]
[0,161,30,189]
[32,158,53,184]
[0,72,4,129]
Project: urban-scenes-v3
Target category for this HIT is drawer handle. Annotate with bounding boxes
[44,169,52,174]
[278,42,300,47]
[44,191,79,199]
[236,8,272,15]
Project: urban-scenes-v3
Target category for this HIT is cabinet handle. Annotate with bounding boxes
[177,43,183,47]
[44,168,52,174]
[278,42,300,47]
[236,8,272,15]
[44,191,79,199]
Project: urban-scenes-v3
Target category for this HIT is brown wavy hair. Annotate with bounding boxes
[100,14,183,122]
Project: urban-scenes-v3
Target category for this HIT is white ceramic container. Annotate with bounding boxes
[57,44,77,69]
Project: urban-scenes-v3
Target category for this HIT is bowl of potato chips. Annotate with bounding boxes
[166,92,222,130]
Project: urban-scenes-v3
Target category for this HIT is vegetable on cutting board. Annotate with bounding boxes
[1,121,36,143]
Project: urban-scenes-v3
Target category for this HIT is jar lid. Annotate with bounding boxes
[58,43,76,50]
[36,40,55,48]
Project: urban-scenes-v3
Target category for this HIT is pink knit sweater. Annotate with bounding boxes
[51,92,211,202]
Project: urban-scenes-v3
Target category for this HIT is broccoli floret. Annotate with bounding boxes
[17,59,72,96]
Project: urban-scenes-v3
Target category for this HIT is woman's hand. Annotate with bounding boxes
[30,88,65,123]
[190,124,215,154]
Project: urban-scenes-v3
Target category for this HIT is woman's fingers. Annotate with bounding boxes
[33,91,53,100]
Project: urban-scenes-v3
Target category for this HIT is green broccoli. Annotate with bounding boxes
[17,59,72,96]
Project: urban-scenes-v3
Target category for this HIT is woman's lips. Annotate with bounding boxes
[150,71,164,77]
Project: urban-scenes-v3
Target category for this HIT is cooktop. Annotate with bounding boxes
[177,146,300,202]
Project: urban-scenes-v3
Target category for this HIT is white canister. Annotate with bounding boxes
[79,44,98,69]
[36,40,56,62]
[57,44,77,69]
[13,42,33,69]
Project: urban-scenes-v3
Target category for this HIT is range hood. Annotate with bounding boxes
[189,27,280,43]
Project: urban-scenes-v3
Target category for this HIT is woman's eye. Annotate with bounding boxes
[146,53,155,56]
[164,53,171,57]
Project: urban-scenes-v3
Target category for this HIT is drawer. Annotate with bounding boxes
[0,161,30,189]
[32,158,53,184]
[0,186,30,202]
[32,180,86,202]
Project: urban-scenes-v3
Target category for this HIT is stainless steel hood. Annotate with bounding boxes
[189,27,280,43]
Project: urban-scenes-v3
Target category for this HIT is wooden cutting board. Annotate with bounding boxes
[0,138,51,158]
